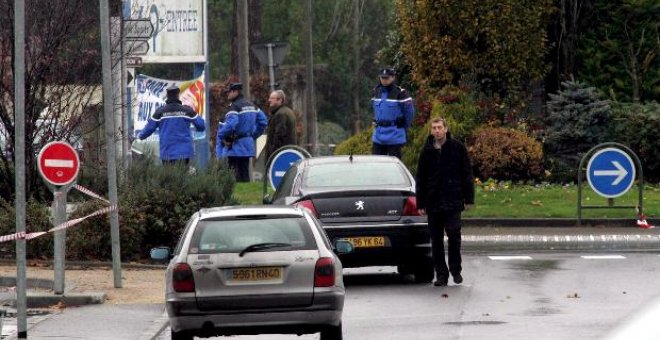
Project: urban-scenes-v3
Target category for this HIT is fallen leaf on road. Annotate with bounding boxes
[51,301,67,310]
[442,294,448,298]
[567,293,580,299]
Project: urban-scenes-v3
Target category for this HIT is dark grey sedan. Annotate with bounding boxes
[265,155,433,283]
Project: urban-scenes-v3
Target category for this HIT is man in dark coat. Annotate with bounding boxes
[264,90,297,162]
[415,117,475,286]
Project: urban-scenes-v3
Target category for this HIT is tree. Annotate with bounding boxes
[544,80,611,181]
[0,0,107,201]
[396,0,554,99]
[577,0,660,102]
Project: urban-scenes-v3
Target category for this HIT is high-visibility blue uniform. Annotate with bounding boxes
[216,95,268,157]
[371,84,414,145]
[139,98,205,161]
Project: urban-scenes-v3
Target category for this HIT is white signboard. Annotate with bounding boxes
[123,0,206,63]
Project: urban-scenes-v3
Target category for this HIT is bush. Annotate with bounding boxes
[609,102,660,183]
[469,127,544,181]
[0,198,53,259]
[67,158,236,261]
[402,87,482,175]
[334,127,373,156]
[318,121,348,156]
[544,80,611,182]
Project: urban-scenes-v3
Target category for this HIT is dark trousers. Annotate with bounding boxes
[228,157,250,182]
[162,159,190,166]
[372,143,403,159]
[428,210,462,280]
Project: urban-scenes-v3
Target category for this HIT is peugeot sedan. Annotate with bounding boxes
[264,155,433,283]
[151,206,349,340]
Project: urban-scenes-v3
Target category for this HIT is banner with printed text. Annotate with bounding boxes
[133,73,206,141]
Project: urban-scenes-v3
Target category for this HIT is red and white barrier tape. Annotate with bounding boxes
[74,184,111,204]
[0,185,116,243]
[637,212,655,229]
[48,205,117,233]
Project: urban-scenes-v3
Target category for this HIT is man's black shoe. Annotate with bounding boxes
[433,279,448,287]
[453,274,463,284]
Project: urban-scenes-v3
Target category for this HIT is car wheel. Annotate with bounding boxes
[320,323,343,340]
[413,257,434,283]
[171,329,193,340]
[397,264,413,276]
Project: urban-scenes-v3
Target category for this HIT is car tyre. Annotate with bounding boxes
[320,323,343,340]
[413,257,434,283]
[171,329,193,340]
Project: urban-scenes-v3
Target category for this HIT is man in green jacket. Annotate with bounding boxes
[264,90,298,161]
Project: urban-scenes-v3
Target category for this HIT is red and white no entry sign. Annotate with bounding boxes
[37,141,80,186]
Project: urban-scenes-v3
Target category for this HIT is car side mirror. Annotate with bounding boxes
[150,247,171,261]
[334,240,354,254]
[262,194,272,205]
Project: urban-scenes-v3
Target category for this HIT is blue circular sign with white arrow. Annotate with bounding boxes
[268,149,306,190]
[586,147,636,198]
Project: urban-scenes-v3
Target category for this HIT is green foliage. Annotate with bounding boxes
[609,102,660,182]
[318,121,349,156]
[469,127,544,181]
[0,198,53,258]
[334,127,373,156]
[401,86,482,174]
[67,159,236,261]
[260,0,395,131]
[544,80,612,182]
[577,0,660,102]
[396,0,554,98]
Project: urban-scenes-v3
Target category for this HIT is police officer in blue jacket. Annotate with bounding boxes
[371,68,415,159]
[138,85,205,165]
[216,83,268,182]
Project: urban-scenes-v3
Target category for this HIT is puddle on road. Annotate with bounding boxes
[444,320,507,325]
[512,259,561,272]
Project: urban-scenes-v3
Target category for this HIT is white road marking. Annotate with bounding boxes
[488,256,533,260]
[44,159,74,168]
[581,255,626,259]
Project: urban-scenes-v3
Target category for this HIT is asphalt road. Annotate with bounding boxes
[155,250,660,340]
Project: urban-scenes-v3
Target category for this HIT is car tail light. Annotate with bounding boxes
[295,199,318,217]
[403,196,421,216]
[314,257,335,287]
[172,263,195,292]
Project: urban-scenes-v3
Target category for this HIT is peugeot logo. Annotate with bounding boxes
[355,200,365,210]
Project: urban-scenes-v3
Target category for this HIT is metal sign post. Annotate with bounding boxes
[37,141,81,294]
[251,42,290,91]
[577,142,644,226]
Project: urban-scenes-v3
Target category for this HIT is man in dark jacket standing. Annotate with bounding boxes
[216,83,268,182]
[371,68,414,159]
[264,89,297,161]
[138,85,205,165]
[416,117,475,286]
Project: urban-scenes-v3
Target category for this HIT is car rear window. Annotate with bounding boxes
[189,217,317,254]
[304,162,410,187]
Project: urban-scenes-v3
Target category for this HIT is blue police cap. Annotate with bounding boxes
[224,82,243,93]
[379,68,395,77]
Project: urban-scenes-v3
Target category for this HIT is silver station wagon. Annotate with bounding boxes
[151,206,350,340]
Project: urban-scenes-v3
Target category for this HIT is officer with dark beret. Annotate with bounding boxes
[138,85,205,165]
[371,68,415,159]
[216,83,268,182]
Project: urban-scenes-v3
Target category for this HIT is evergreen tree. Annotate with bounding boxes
[544,80,611,180]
